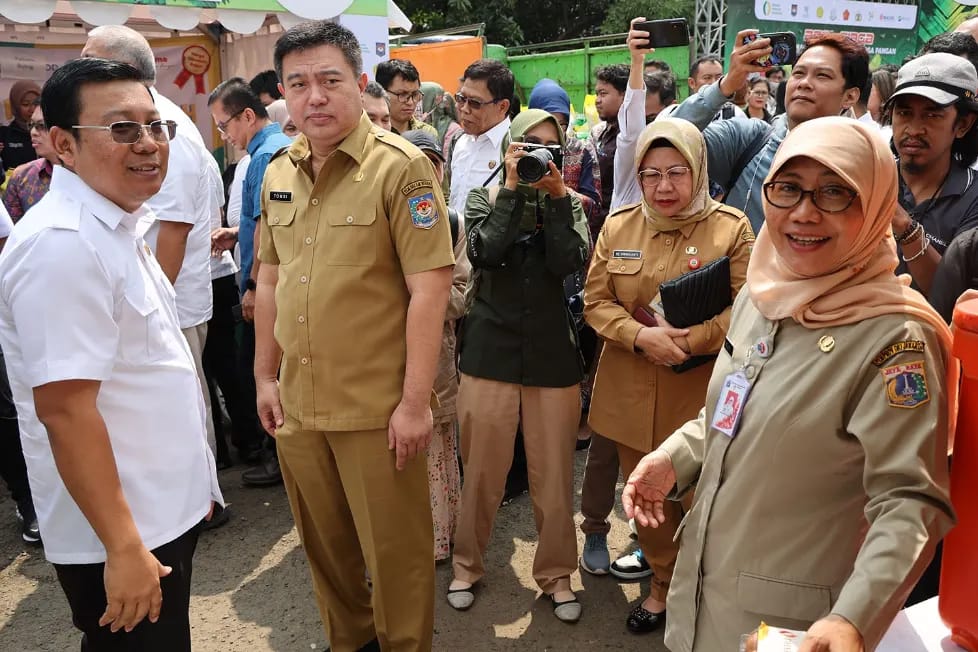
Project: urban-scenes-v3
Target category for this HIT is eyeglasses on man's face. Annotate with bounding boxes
[389,89,424,104]
[455,93,502,110]
[215,107,247,135]
[28,120,47,132]
[72,120,178,144]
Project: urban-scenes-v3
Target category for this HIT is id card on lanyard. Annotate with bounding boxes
[710,325,775,438]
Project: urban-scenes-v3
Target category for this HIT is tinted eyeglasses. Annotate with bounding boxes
[72,120,177,144]
[763,181,859,213]
[389,89,424,104]
[215,108,246,135]
[638,166,691,188]
[28,120,47,131]
[454,93,502,110]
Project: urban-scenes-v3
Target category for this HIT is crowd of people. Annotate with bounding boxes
[0,10,976,652]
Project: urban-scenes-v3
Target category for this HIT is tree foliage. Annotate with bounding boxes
[397,0,695,47]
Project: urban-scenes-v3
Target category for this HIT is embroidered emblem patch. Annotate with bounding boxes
[872,340,925,367]
[408,193,439,229]
[612,249,642,259]
[881,360,930,409]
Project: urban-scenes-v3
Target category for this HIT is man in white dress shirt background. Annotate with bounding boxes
[447,59,513,214]
[80,26,225,478]
[0,57,222,651]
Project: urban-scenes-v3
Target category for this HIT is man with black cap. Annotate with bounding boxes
[401,129,469,561]
[887,51,978,295]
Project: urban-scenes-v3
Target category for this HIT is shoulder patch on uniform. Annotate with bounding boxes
[408,192,439,229]
[873,340,925,367]
[401,179,434,196]
[881,360,930,409]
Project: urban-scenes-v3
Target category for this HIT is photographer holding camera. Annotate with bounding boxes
[448,109,590,622]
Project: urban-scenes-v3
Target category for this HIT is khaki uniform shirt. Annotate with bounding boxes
[584,203,754,452]
[660,292,955,652]
[392,117,439,139]
[433,232,470,422]
[258,114,455,432]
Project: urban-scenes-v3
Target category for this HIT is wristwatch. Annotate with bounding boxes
[245,279,257,292]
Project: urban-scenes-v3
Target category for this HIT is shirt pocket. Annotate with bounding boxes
[736,571,832,623]
[267,205,297,265]
[607,258,645,305]
[119,282,169,365]
[325,210,377,266]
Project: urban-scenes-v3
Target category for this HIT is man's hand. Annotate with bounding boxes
[256,377,284,437]
[529,161,568,198]
[210,227,238,257]
[628,17,652,60]
[100,544,172,633]
[799,615,865,652]
[635,326,690,365]
[622,450,677,528]
[891,204,913,236]
[388,400,433,471]
[720,29,773,97]
[241,288,256,322]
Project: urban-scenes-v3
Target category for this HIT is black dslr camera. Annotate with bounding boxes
[516,143,564,183]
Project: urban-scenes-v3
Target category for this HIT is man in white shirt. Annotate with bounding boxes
[81,25,222,461]
[448,59,513,214]
[0,57,221,652]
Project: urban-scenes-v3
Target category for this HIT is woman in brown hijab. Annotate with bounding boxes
[584,118,753,633]
[1,81,41,172]
[624,117,957,651]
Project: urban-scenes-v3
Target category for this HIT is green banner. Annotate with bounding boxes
[81,0,387,17]
[725,0,978,69]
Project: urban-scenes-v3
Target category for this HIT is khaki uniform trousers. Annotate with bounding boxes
[617,443,691,602]
[275,416,435,652]
[452,374,579,594]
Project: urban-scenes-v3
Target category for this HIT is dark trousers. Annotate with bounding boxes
[0,349,33,520]
[53,525,201,652]
[203,275,263,457]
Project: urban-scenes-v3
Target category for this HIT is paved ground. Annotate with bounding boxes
[0,448,669,651]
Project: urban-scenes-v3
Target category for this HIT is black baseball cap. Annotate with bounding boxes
[402,129,445,162]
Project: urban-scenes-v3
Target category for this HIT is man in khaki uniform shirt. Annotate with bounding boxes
[254,22,454,652]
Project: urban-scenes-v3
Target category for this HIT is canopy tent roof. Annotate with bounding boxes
[0,0,411,35]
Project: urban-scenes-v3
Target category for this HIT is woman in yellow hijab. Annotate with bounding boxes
[623,117,957,651]
[584,118,753,633]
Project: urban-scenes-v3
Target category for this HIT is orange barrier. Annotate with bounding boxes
[390,37,484,95]
[939,297,978,651]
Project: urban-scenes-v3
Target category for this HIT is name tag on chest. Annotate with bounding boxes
[269,191,293,202]
[612,249,642,259]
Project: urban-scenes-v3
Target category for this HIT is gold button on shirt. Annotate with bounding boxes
[258,115,455,432]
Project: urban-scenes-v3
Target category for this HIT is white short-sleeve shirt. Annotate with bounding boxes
[0,201,13,238]
[0,167,222,564]
[448,117,511,214]
[141,89,219,329]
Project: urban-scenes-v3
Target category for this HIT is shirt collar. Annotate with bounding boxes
[246,122,285,156]
[898,162,972,204]
[50,166,150,233]
[287,113,373,169]
[470,117,511,148]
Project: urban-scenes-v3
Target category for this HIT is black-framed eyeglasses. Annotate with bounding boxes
[72,120,177,144]
[763,181,859,213]
[215,107,247,134]
[638,166,691,188]
[454,93,502,110]
[389,89,424,104]
[28,120,47,131]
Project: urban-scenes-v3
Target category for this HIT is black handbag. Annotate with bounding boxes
[658,256,732,372]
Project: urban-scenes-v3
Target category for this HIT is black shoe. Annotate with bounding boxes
[202,504,231,531]
[626,605,665,634]
[16,508,40,545]
[242,453,282,487]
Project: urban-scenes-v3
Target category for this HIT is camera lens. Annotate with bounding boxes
[516,148,553,183]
